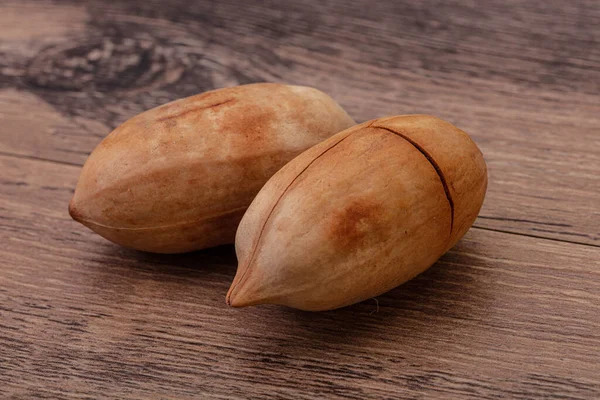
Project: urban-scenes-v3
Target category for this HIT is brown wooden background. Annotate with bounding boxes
[1,0,599,398]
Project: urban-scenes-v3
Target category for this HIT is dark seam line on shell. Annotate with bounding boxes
[75,205,248,231]
[155,98,235,122]
[226,131,360,305]
[373,125,455,236]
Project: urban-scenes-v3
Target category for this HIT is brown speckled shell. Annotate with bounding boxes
[227,115,487,311]
[69,83,355,253]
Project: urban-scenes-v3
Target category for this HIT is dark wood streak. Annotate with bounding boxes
[472,226,600,249]
[477,215,572,228]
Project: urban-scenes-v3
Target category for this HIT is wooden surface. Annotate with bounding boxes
[1,0,599,398]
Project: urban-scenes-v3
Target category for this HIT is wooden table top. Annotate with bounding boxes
[1,0,599,398]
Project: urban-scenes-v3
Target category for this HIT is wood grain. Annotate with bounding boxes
[1,0,598,245]
[1,154,599,398]
[1,0,599,398]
